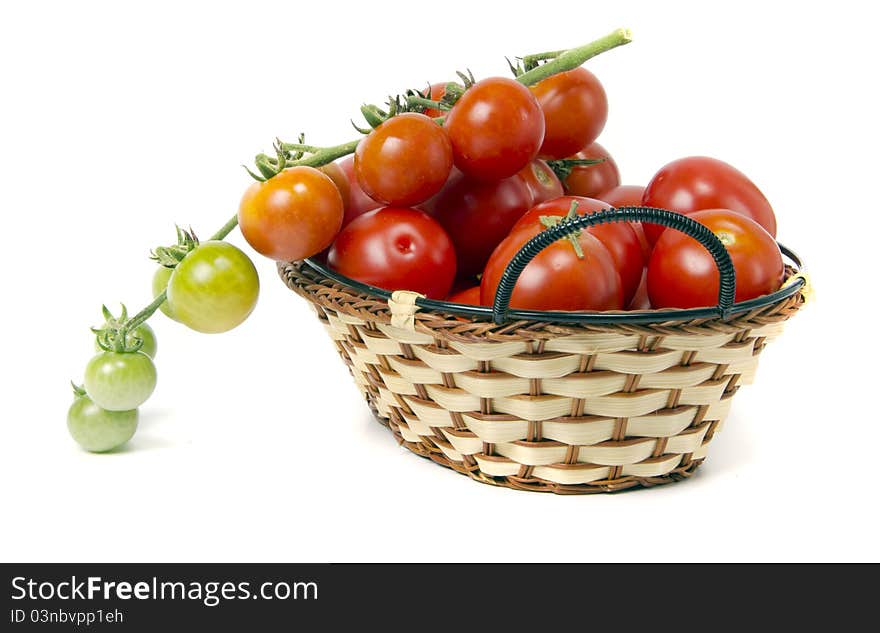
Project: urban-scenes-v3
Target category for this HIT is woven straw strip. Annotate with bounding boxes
[543,333,644,354]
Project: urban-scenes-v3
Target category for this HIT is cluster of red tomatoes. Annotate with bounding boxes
[239,68,784,312]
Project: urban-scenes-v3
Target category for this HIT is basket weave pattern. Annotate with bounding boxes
[281,261,804,494]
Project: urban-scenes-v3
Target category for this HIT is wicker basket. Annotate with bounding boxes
[279,207,808,494]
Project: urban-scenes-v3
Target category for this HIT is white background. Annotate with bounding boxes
[1,1,877,562]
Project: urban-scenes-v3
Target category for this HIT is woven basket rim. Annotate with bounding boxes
[280,258,806,343]
[295,241,804,327]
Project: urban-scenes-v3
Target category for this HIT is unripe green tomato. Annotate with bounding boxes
[84,351,157,411]
[94,322,157,359]
[152,266,178,321]
[67,395,138,452]
[166,241,259,334]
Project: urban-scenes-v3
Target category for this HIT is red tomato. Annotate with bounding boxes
[518,160,564,205]
[445,77,545,180]
[448,286,482,305]
[512,196,644,306]
[337,156,381,227]
[647,209,783,309]
[238,166,344,261]
[641,156,777,245]
[530,67,607,159]
[481,224,623,311]
[628,271,651,310]
[599,184,645,207]
[354,113,453,207]
[318,162,350,217]
[562,142,620,198]
[598,184,652,260]
[423,82,447,119]
[427,170,533,278]
[328,207,456,299]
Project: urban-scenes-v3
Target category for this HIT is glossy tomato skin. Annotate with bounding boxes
[447,286,482,305]
[641,156,777,245]
[67,394,138,453]
[517,160,564,205]
[647,209,783,309]
[337,156,382,227]
[84,351,157,412]
[426,169,533,278]
[598,184,652,260]
[152,266,178,321]
[512,196,644,306]
[445,77,545,180]
[423,82,447,119]
[328,207,456,299]
[354,113,453,206]
[238,166,343,261]
[562,142,620,198]
[318,162,350,216]
[599,184,646,208]
[167,241,260,334]
[481,224,623,311]
[531,67,608,159]
[628,271,651,310]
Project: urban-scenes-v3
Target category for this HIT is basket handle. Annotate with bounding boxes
[491,206,737,324]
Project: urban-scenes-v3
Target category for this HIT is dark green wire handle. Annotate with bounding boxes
[491,206,737,325]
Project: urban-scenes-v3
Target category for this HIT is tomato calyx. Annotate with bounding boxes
[151,225,199,268]
[538,200,585,258]
[71,382,87,399]
[715,230,735,246]
[546,157,607,183]
[92,304,148,354]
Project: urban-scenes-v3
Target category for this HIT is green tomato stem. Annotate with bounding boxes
[210,214,240,241]
[521,50,564,70]
[405,95,448,111]
[125,290,168,333]
[516,28,632,86]
[293,139,361,168]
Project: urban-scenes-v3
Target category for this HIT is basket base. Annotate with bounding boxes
[369,405,705,495]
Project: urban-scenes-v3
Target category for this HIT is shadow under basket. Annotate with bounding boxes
[279,207,808,494]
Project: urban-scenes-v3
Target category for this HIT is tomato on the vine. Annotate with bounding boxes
[423,82,448,119]
[238,166,344,261]
[318,162,351,216]
[481,224,623,311]
[426,169,533,278]
[448,286,482,305]
[67,393,138,453]
[337,156,382,227]
[598,184,652,260]
[517,160,564,205]
[84,351,157,412]
[328,207,456,299]
[152,266,177,321]
[647,209,783,309]
[354,113,453,206]
[641,156,777,245]
[561,142,620,198]
[531,67,607,159]
[512,196,644,305]
[445,77,545,180]
[167,241,259,334]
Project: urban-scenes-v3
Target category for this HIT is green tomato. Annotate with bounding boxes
[152,266,178,321]
[166,241,259,334]
[95,322,157,359]
[67,394,138,452]
[84,351,157,411]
